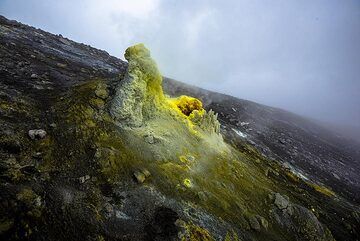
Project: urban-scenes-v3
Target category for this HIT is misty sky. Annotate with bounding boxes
[1,0,359,128]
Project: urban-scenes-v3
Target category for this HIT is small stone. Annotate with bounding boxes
[28,129,47,140]
[89,98,105,109]
[79,175,90,183]
[278,138,286,145]
[141,168,151,178]
[175,219,186,228]
[56,63,67,68]
[30,73,38,79]
[133,171,146,183]
[248,216,261,231]
[256,215,268,230]
[274,193,289,210]
[49,123,57,128]
[34,196,42,207]
[285,205,294,216]
[186,155,195,162]
[32,152,42,159]
[283,162,291,169]
[144,135,154,144]
[95,85,109,99]
[183,178,192,188]
[115,210,130,220]
[332,173,340,180]
[94,148,102,159]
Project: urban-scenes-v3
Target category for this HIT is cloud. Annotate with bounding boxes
[0,0,359,129]
[87,0,160,19]
[184,8,217,48]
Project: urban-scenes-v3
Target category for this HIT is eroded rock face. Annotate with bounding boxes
[273,192,290,210]
[110,43,164,127]
[270,192,334,241]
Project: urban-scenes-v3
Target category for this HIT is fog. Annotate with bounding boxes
[1,0,359,133]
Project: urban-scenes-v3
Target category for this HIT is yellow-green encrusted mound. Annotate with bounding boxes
[110,43,221,134]
[110,43,164,127]
[107,43,225,166]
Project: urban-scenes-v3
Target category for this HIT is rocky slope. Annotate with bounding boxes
[0,15,359,241]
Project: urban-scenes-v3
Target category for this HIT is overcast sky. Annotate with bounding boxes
[1,0,359,129]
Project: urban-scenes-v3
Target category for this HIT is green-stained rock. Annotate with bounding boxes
[110,43,164,127]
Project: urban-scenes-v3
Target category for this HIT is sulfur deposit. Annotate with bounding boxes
[110,43,221,135]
